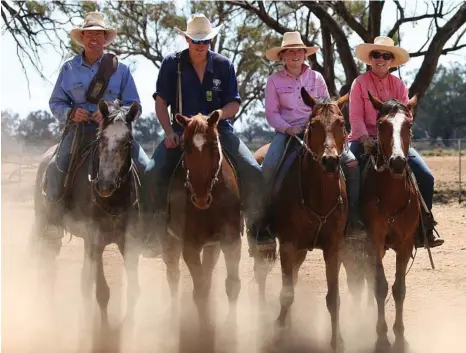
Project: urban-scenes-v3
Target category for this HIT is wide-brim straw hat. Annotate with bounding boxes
[70,12,117,47]
[266,31,319,61]
[174,14,222,41]
[355,36,409,67]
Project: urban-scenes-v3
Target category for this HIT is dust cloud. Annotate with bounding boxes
[2,153,466,353]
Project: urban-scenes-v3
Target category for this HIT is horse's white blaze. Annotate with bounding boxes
[391,113,405,157]
[193,133,206,152]
[101,123,128,179]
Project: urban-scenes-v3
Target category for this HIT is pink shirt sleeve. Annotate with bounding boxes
[349,79,369,140]
[265,76,291,134]
[315,72,330,99]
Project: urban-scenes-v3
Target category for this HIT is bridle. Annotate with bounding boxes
[182,137,223,208]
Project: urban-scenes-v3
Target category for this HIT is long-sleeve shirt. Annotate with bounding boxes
[49,54,141,121]
[348,70,409,142]
[265,64,330,133]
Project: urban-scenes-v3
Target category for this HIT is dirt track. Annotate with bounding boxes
[2,156,465,353]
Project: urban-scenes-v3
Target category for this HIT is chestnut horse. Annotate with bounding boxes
[161,111,242,323]
[357,93,420,352]
[262,89,349,351]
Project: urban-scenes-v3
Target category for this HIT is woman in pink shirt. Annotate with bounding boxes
[349,36,443,247]
[263,32,364,237]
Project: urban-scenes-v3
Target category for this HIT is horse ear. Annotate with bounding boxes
[336,94,349,109]
[175,113,190,127]
[207,110,222,126]
[126,102,139,124]
[407,94,418,116]
[301,87,316,108]
[368,91,383,111]
[98,99,109,118]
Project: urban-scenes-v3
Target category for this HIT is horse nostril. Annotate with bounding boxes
[322,155,328,166]
[389,156,407,171]
[206,194,213,207]
[191,194,197,205]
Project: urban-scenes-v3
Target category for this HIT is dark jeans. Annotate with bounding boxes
[142,124,265,225]
[349,141,434,210]
[45,123,149,202]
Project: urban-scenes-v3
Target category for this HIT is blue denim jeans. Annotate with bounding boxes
[45,123,149,202]
[143,124,265,225]
[262,132,360,224]
[349,141,434,210]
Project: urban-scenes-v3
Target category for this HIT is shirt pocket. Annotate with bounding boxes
[103,78,121,101]
[276,86,295,109]
[68,82,86,104]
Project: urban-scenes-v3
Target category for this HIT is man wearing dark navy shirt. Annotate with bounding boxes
[141,14,276,257]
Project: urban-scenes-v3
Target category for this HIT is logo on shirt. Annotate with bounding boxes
[212,78,222,92]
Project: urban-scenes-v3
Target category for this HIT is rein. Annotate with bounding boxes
[295,135,344,250]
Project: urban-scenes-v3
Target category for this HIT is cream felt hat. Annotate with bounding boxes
[266,32,319,61]
[70,12,117,47]
[174,14,222,41]
[355,36,409,67]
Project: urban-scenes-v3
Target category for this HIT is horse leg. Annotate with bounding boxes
[276,242,296,327]
[182,244,207,320]
[202,243,221,296]
[118,239,140,325]
[81,239,97,325]
[94,247,110,328]
[373,246,390,351]
[162,237,182,303]
[392,246,411,351]
[221,238,242,323]
[324,246,344,352]
[253,251,273,305]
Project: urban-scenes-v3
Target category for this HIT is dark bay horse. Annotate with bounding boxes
[33,100,142,326]
[162,110,242,323]
[259,89,349,351]
[357,93,420,352]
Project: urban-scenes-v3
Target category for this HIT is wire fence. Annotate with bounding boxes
[2,138,464,203]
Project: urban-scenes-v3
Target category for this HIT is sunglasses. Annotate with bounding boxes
[191,39,212,45]
[370,51,394,60]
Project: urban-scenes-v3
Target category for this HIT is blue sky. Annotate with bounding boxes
[1,1,465,120]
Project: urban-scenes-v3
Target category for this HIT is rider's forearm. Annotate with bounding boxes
[155,96,174,135]
[219,101,240,120]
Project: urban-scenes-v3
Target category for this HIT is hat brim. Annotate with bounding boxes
[355,43,409,67]
[265,46,319,61]
[70,27,118,47]
[174,25,222,41]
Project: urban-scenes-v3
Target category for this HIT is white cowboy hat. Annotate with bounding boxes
[265,31,319,62]
[355,36,409,67]
[174,14,222,41]
[70,12,117,47]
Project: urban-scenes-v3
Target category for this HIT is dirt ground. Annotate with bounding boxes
[1,155,465,353]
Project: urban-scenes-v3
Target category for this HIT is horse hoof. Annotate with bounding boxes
[374,336,391,353]
[393,337,409,353]
[331,336,344,353]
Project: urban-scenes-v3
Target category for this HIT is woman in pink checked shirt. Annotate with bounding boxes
[348,36,443,247]
[263,32,364,238]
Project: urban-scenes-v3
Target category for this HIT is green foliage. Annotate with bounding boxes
[16,110,59,142]
[416,65,466,140]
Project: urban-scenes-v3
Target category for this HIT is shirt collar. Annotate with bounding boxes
[182,49,214,74]
[281,63,310,78]
[369,70,390,81]
[79,53,104,67]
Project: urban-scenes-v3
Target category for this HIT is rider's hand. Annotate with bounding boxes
[92,110,103,124]
[71,108,90,122]
[285,126,303,136]
[360,135,375,153]
[164,131,180,149]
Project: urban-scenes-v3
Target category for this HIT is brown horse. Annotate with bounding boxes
[161,110,242,323]
[261,89,349,351]
[357,93,420,352]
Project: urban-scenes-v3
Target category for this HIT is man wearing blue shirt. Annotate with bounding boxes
[142,14,276,257]
[46,12,149,233]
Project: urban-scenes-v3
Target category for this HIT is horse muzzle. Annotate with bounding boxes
[97,181,116,198]
[321,155,340,173]
[190,193,213,210]
[389,156,407,177]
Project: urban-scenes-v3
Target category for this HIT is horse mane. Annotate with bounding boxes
[310,97,344,126]
[97,100,130,139]
[377,99,409,119]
